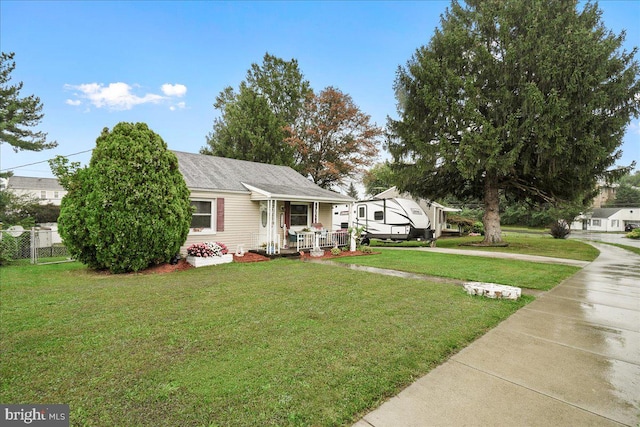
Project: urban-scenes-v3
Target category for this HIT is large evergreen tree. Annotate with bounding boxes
[0,52,57,153]
[388,0,639,244]
[51,123,191,273]
[202,53,311,166]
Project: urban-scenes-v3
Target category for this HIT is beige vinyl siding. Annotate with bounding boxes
[182,191,260,255]
[318,204,335,230]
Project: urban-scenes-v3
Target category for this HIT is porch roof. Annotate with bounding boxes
[242,183,352,203]
[174,150,353,204]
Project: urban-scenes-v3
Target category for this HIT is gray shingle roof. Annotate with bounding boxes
[7,176,64,191]
[591,208,622,218]
[173,151,353,202]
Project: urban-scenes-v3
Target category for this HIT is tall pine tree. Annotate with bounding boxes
[388,0,639,244]
[0,52,57,154]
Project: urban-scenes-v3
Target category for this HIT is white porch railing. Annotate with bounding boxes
[294,230,349,252]
[251,230,349,253]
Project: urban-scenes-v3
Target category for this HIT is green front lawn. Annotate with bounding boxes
[433,234,599,261]
[333,249,581,290]
[1,259,532,426]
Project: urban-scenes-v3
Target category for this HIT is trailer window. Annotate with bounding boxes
[358,206,366,218]
[374,211,384,220]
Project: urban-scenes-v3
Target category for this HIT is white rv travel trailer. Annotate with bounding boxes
[333,198,433,244]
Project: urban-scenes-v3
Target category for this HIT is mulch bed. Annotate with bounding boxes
[233,252,270,263]
[459,242,510,247]
[139,258,193,274]
[138,250,373,275]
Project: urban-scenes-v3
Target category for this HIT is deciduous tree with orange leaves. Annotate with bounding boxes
[286,87,382,189]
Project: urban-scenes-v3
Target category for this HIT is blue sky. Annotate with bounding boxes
[1,0,639,180]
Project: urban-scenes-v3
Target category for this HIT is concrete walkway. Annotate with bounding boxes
[354,243,640,427]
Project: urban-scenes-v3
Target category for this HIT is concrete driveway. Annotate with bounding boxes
[354,242,640,427]
[572,230,640,248]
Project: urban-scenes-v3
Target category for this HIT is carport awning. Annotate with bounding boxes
[242,183,354,204]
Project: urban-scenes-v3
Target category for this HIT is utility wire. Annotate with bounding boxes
[0,149,93,172]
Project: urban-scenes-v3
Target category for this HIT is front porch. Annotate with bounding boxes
[250,229,350,255]
[241,182,354,256]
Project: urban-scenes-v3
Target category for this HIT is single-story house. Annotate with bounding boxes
[175,151,354,254]
[2,176,67,206]
[571,207,640,232]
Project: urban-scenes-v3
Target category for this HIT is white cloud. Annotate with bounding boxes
[64,82,169,111]
[169,101,186,111]
[161,83,187,97]
[65,99,82,106]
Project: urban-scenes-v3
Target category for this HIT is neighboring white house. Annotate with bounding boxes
[3,176,67,206]
[571,207,640,232]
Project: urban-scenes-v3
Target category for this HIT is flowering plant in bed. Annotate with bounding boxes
[186,242,229,257]
[186,242,232,267]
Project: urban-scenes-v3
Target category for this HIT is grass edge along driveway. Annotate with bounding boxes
[1,259,535,426]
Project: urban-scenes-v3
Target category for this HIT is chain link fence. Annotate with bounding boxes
[0,227,71,265]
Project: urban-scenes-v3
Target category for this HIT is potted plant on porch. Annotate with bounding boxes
[186,242,233,267]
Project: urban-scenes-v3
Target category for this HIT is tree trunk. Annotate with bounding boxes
[482,174,503,244]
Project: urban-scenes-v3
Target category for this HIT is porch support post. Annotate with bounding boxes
[349,202,356,251]
[266,199,278,255]
[313,201,319,224]
[266,199,272,254]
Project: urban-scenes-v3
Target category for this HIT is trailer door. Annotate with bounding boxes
[357,204,367,228]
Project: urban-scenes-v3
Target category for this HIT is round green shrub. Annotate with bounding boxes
[471,221,485,235]
[549,220,571,239]
[0,233,18,265]
[58,122,191,273]
[626,228,640,239]
[330,247,341,256]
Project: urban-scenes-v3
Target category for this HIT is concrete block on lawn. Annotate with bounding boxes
[463,282,521,300]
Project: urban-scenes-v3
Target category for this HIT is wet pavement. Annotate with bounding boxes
[353,242,640,427]
[572,230,640,249]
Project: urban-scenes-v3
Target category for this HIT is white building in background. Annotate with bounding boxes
[3,176,66,206]
[571,207,640,232]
